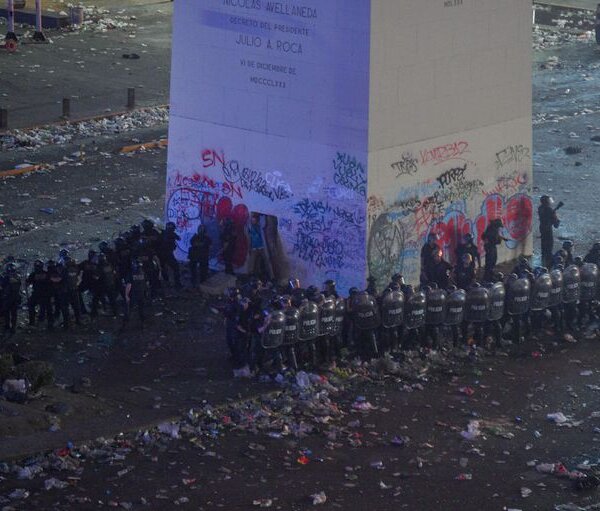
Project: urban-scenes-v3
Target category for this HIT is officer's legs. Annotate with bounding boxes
[225,320,236,357]
[4,305,11,332]
[107,289,118,317]
[551,305,564,333]
[512,315,523,343]
[169,256,182,286]
[189,260,198,287]
[28,296,37,325]
[69,291,82,324]
[60,294,70,329]
[565,303,577,331]
[249,333,264,373]
[199,258,209,284]
[541,234,554,269]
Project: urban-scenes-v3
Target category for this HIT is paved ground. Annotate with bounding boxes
[538,0,598,11]
[0,0,172,129]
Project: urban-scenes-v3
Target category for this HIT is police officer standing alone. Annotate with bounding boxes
[539,195,562,269]
[420,233,440,284]
[482,219,507,282]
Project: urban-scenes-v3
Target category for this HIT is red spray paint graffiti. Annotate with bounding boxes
[428,193,533,264]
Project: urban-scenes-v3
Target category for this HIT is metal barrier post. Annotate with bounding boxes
[6,0,17,42]
[33,0,46,41]
[62,98,70,119]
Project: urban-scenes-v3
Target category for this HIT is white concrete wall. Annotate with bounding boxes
[367,0,532,286]
[166,0,371,293]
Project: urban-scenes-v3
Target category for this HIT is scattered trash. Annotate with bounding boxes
[460,420,481,441]
[310,491,327,505]
[521,487,532,498]
[253,498,273,508]
[455,473,472,480]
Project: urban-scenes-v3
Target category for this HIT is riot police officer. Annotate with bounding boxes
[539,195,561,269]
[323,279,339,299]
[62,256,82,328]
[137,238,162,298]
[141,219,161,252]
[123,259,148,329]
[158,222,182,288]
[27,260,51,329]
[482,219,507,282]
[47,260,66,329]
[511,255,533,278]
[562,241,575,267]
[92,253,119,318]
[78,250,98,315]
[421,233,440,284]
[188,225,212,287]
[584,242,600,266]
[2,263,21,333]
[99,241,118,268]
[351,291,381,360]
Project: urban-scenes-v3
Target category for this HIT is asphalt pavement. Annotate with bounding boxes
[0,0,172,129]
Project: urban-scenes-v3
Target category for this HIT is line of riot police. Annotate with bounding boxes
[228,254,600,376]
[0,219,183,333]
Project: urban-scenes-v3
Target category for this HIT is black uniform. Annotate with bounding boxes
[2,269,21,332]
[429,259,454,290]
[455,263,475,290]
[47,262,66,328]
[27,265,51,328]
[158,227,181,287]
[539,200,560,269]
[78,254,98,314]
[188,229,212,286]
[124,264,147,326]
[62,260,82,327]
[92,258,119,317]
[420,241,439,283]
[482,221,503,282]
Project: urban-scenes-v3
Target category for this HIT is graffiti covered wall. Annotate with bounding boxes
[367,119,533,286]
[367,0,532,288]
[166,0,371,293]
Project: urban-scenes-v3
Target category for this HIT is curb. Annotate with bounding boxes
[0,137,168,178]
[119,139,168,153]
[0,164,43,178]
[0,104,169,136]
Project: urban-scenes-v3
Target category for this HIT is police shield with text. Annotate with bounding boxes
[579,262,598,325]
[485,277,505,350]
[380,288,404,353]
[425,284,447,349]
[403,286,426,349]
[465,283,490,344]
[298,299,320,367]
[283,301,300,370]
[506,274,531,343]
[260,303,285,372]
[445,286,466,347]
[352,291,381,359]
[562,264,581,331]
